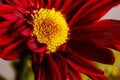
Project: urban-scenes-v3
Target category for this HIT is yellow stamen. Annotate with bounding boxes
[31,8,69,53]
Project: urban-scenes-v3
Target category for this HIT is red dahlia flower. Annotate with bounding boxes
[0,0,120,80]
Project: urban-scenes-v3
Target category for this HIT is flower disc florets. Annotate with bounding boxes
[31,8,69,53]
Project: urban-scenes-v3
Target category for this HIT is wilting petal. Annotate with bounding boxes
[59,50,104,76]
[68,0,120,26]
[0,39,26,60]
[67,39,114,64]
[71,20,120,48]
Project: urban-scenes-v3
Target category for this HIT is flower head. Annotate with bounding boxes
[31,8,69,53]
[0,0,120,80]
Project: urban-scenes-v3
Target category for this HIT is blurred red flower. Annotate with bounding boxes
[0,0,120,80]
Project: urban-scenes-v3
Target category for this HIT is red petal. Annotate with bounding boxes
[0,19,26,36]
[0,4,23,20]
[0,21,15,29]
[33,54,68,80]
[32,57,47,80]
[0,21,14,35]
[68,68,82,80]
[21,28,32,37]
[52,54,68,80]
[47,55,63,80]
[41,0,53,9]
[0,4,16,14]
[10,18,26,29]
[89,74,108,80]
[112,45,120,51]
[17,0,34,9]
[61,0,74,13]
[33,0,40,9]
[59,50,104,76]
[2,47,26,60]
[62,0,86,21]
[53,0,63,10]
[27,38,47,53]
[33,0,58,10]
[5,0,29,14]
[0,14,19,21]
[0,36,14,46]
[0,39,26,60]
[71,20,120,48]
[67,0,120,26]
[67,39,115,64]
[33,52,45,64]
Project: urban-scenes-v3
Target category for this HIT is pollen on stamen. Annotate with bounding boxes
[31,8,69,53]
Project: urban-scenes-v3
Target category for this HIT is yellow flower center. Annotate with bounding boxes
[31,8,69,53]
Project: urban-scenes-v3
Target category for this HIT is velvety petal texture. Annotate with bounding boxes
[0,0,120,80]
[32,54,68,80]
[0,39,27,60]
[63,0,120,26]
[68,67,82,80]
[59,49,104,75]
[67,39,115,64]
[71,20,120,46]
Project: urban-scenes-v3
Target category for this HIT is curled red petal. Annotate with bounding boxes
[27,37,47,53]
[21,28,32,37]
